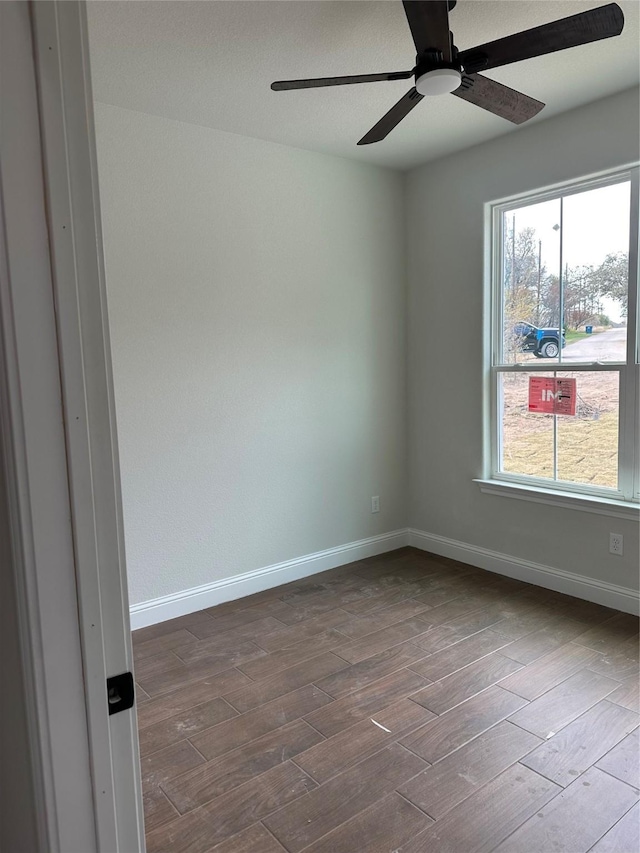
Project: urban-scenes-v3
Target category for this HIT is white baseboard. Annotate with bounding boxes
[409,528,639,616]
[130,526,639,629]
[129,529,410,629]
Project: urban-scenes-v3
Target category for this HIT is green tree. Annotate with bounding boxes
[592,252,629,317]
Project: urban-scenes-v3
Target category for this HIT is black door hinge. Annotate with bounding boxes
[106,671,135,715]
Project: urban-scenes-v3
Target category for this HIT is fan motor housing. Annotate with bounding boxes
[415,67,462,96]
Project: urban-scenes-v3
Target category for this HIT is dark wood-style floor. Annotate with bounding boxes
[133,548,640,853]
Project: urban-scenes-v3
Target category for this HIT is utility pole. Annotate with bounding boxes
[537,238,542,325]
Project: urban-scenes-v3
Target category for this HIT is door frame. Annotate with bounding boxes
[0,2,144,850]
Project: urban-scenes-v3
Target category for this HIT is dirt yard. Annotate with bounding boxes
[500,370,619,489]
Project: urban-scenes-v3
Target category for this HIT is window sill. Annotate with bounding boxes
[474,479,640,521]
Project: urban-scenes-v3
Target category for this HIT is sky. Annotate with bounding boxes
[506,180,631,322]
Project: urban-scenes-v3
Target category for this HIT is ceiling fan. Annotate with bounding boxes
[271,1,625,145]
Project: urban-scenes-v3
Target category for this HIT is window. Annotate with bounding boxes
[487,168,639,506]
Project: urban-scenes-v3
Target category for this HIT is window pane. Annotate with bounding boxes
[556,371,619,489]
[501,199,561,365]
[499,372,555,477]
[561,183,630,364]
[500,182,631,368]
[497,370,620,491]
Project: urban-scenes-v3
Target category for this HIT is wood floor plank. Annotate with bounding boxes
[413,565,476,584]
[428,605,511,638]
[300,792,432,853]
[521,699,639,786]
[399,721,541,820]
[193,603,292,636]
[507,669,620,739]
[334,618,434,664]
[278,581,366,609]
[190,684,333,762]
[498,642,599,700]
[236,630,350,681]
[206,590,292,617]
[336,600,433,640]
[398,764,560,853]
[207,588,284,616]
[294,698,435,783]
[492,766,639,853]
[357,575,421,595]
[143,787,180,833]
[140,740,206,791]
[400,685,527,764]
[492,606,567,641]
[413,593,486,625]
[224,652,348,714]
[304,668,428,738]
[132,610,215,645]
[199,823,287,853]
[138,642,269,698]
[410,652,523,715]
[256,610,354,652]
[268,598,358,627]
[596,728,640,788]
[412,584,466,608]
[410,622,481,655]
[136,683,151,702]
[500,619,586,665]
[137,669,252,730]
[162,719,324,814]
[146,761,316,853]
[139,696,238,757]
[589,802,640,853]
[573,613,639,655]
[550,598,618,625]
[139,551,640,853]
[341,584,424,615]
[263,743,427,853]
[133,629,199,661]
[174,618,290,663]
[608,672,640,712]
[587,643,639,682]
[313,642,428,700]
[134,650,185,682]
[408,628,510,682]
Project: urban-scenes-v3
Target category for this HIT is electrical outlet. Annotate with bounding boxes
[371,496,380,513]
[609,533,624,556]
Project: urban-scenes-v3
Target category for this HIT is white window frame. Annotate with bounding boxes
[477,165,640,517]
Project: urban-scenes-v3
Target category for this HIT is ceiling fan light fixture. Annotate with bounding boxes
[415,67,462,96]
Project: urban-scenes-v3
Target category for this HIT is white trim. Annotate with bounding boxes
[488,165,640,503]
[130,530,410,629]
[474,479,640,521]
[0,4,98,850]
[409,528,639,615]
[27,3,143,850]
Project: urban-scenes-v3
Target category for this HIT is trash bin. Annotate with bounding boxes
[586,325,593,334]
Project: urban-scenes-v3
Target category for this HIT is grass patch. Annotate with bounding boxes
[564,329,603,344]
[502,412,618,488]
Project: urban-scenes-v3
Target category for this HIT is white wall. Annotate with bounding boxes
[406,87,640,595]
[94,104,407,606]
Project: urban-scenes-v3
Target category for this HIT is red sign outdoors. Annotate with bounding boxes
[528,377,577,416]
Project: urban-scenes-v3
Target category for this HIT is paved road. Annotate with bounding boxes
[562,327,627,362]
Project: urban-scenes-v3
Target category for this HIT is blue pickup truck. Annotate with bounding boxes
[513,322,566,358]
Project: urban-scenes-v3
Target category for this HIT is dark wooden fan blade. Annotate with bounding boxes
[453,74,544,124]
[357,88,424,145]
[402,1,452,61]
[460,3,624,73]
[271,71,413,91]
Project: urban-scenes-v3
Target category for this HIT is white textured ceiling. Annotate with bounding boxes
[87,0,640,170]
